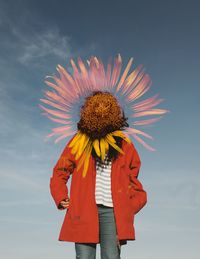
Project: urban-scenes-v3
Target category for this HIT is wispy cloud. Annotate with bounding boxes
[0,8,96,69]
[0,4,72,67]
[0,26,73,69]
[12,27,73,66]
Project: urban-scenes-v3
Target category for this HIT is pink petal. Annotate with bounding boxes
[121,65,144,95]
[133,109,170,118]
[54,131,77,143]
[38,104,71,119]
[116,57,133,92]
[126,127,153,139]
[131,133,156,151]
[110,54,122,88]
[133,116,163,126]
[105,56,112,88]
[39,98,68,112]
[127,74,152,101]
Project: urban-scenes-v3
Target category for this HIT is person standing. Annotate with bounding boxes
[50,91,147,259]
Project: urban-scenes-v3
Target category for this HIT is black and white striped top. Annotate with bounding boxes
[95,153,113,207]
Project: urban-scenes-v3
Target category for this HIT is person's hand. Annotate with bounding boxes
[59,198,70,209]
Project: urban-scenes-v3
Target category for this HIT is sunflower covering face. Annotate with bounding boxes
[39,54,169,177]
[78,91,126,139]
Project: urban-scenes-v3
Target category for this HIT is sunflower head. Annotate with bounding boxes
[77,91,128,140]
[40,54,169,151]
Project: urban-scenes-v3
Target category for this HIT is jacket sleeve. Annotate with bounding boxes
[127,142,147,215]
[50,140,76,210]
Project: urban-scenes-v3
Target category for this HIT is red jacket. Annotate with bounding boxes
[50,136,147,245]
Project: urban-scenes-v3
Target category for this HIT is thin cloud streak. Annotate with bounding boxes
[0,199,48,207]
[139,223,200,233]
[0,217,53,225]
[0,171,46,190]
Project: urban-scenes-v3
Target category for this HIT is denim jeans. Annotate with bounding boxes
[75,204,121,259]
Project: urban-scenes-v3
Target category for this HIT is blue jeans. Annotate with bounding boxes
[75,204,121,259]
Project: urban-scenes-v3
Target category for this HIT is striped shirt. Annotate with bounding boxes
[95,154,113,207]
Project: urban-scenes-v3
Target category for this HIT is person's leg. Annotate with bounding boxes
[75,242,97,259]
[97,204,121,259]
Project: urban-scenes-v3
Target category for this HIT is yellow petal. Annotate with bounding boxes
[105,135,125,155]
[71,141,80,155]
[75,133,89,160]
[93,139,101,157]
[77,149,86,172]
[68,130,82,148]
[104,140,109,154]
[106,133,116,144]
[112,130,131,143]
[82,143,93,178]
[100,138,106,161]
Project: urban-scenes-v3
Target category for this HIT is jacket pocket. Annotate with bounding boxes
[127,176,147,215]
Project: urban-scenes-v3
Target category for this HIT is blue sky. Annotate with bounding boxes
[0,0,199,258]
